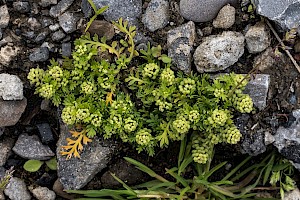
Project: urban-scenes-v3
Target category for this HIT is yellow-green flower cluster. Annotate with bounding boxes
[81,81,95,94]
[191,135,211,164]
[28,68,45,85]
[76,108,91,123]
[49,66,63,81]
[61,106,76,125]
[179,78,196,95]
[136,129,153,146]
[221,126,241,144]
[74,44,88,57]
[206,109,229,128]
[214,88,226,99]
[232,74,248,88]
[160,68,175,85]
[142,63,160,79]
[188,110,200,122]
[38,83,55,99]
[172,116,190,134]
[156,100,172,112]
[91,113,102,127]
[108,115,123,129]
[234,94,253,113]
[124,118,138,133]
[111,98,133,114]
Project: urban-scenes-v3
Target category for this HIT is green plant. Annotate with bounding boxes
[85,1,108,32]
[0,167,14,190]
[67,139,295,200]
[23,157,57,172]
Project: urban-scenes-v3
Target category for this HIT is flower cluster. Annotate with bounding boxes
[179,78,196,95]
[142,63,160,79]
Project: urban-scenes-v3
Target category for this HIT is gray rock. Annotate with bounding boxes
[264,131,275,145]
[0,74,23,101]
[13,133,55,160]
[0,98,27,127]
[86,20,115,40]
[4,177,31,200]
[13,2,30,13]
[213,4,236,29]
[81,0,92,18]
[40,0,58,7]
[49,0,74,18]
[51,30,66,41]
[142,0,169,32]
[194,31,244,73]
[0,5,9,29]
[167,21,196,74]
[0,137,14,166]
[31,186,56,200]
[52,179,76,199]
[36,123,54,144]
[284,188,300,200]
[0,46,21,66]
[29,47,49,62]
[245,22,271,54]
[88,0,142,25]
[49,23,60,32]
[41,17,54,28]
[58,12,78,34]
[244,74,270,110]
[179,0,238,22]
[28,17,42,30]
[241,129,266,156]
[254,0,300,30]
[35,31,49,44]
[61,43,72,57]
[57,123,117,189]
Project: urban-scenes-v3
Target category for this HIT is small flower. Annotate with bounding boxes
[38,83,55,99]
[28,68,44,85]
[91,113,102,127]
[172,117,190,134]
[155,99,172,112]
[135,129,153,146]
[124,118,138,133]
[81,81,95,94]
[142,63,160,79]
[189,110,199,122]
[234,94,253,113]
[179,78,196,95]
[160,68,175,85]
[207,109,228,128]
[76,108,91,123]
[61,106,76,125]
[48,65,63,81]
[222,126,241,144]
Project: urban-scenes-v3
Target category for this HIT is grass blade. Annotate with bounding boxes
[263,153,275,185]
[203,161,227,180]
[222,156,252,181]
[110,172,136,196]
[178,137,187,167]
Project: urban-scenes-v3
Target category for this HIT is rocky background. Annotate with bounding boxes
[1,0,300,199]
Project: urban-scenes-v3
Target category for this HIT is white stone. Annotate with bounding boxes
[0,74,23,100]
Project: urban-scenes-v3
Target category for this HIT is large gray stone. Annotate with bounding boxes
[49,0,74,18]
[0,5,9,28]
[254,0,300,30]
[167,21,196,74]
[4,177,31,200]
[0,74,23,101]
[57,123,117,189]
[12,133,55,160]
[244,74,270,111]
[179,0,238,22]
[58,12,78,34]
[0,137,14,166]
[0,98,27,127]
[194,31,244,73]
[142,0,169,32]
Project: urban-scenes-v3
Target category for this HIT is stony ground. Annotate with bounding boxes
[1,0,300,199]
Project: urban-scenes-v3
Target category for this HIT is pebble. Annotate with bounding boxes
[86,20,115,41]
[13,2,30,13]
[0,45,21,66]
[179,0,238,22]
[29,47,49,62]
[31,186,56,200]
[49,0,74,18]
[194,31,244,73]
[0,137,14,166]
[0,5,10,28]
[167,21,196,74]
[49,23,60,32]
[241,129,267,156]
[245,22,271,54]
[0,73,23,101]
[58,12,78,33]
[41,17,54,28]
[12,133,55,160]
[213,4,236,29]
[61,43,72,57]
[142,0,169,32]
[36,123,55,144]
[40,0,58,7]
[35,31,49,44]
[28,17,42,30]
[51,30,66,41]
[284,188,300,200]
[4,177,31,200]
[22,31,36,40]
[0,98,27,127]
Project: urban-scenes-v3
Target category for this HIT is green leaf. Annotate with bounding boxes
[110,172,136,196]
[45,157,57,170]
[23,160,43,172]
[273,163,291,171]
[263,153,275,185]
[160,55,172,64]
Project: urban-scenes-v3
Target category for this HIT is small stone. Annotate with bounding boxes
[13,2,30,13]
[58,12,78,34]
[35,31,49,44]
[41,17,54,28]
[284,188,300,200]
[52,179,76,199]
[0,45,21,66]
[0,98,27,127]
[61,43,72,57]
[241,129,267,156]
[167,21,196,74]
[244,74,270,110]
[31,186,56,200]
[49,0,74,18]
[142,0,169,32]
[22,31,36,39]
[179,0,238,22]
[245,22,271,54]
[0,5,10,28]
[36,172,57,188]
[253,47,275,71]
[194,31,244,73]
[40,0,58,7]
[86,20,115,41]
[4,177,31,200]
[0,74,23,101]
[213,4,236,29]
[29,47,49,62]
[264,131,275,145]
[57,123,117,189]
[28,17,42,30]
[12,133,55,160]
[49,23,60,32]
[0,137,14,166]
[40,99,51,111]
[81,0,92,18]
[36,123,54,144]
[51,30,66,41]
